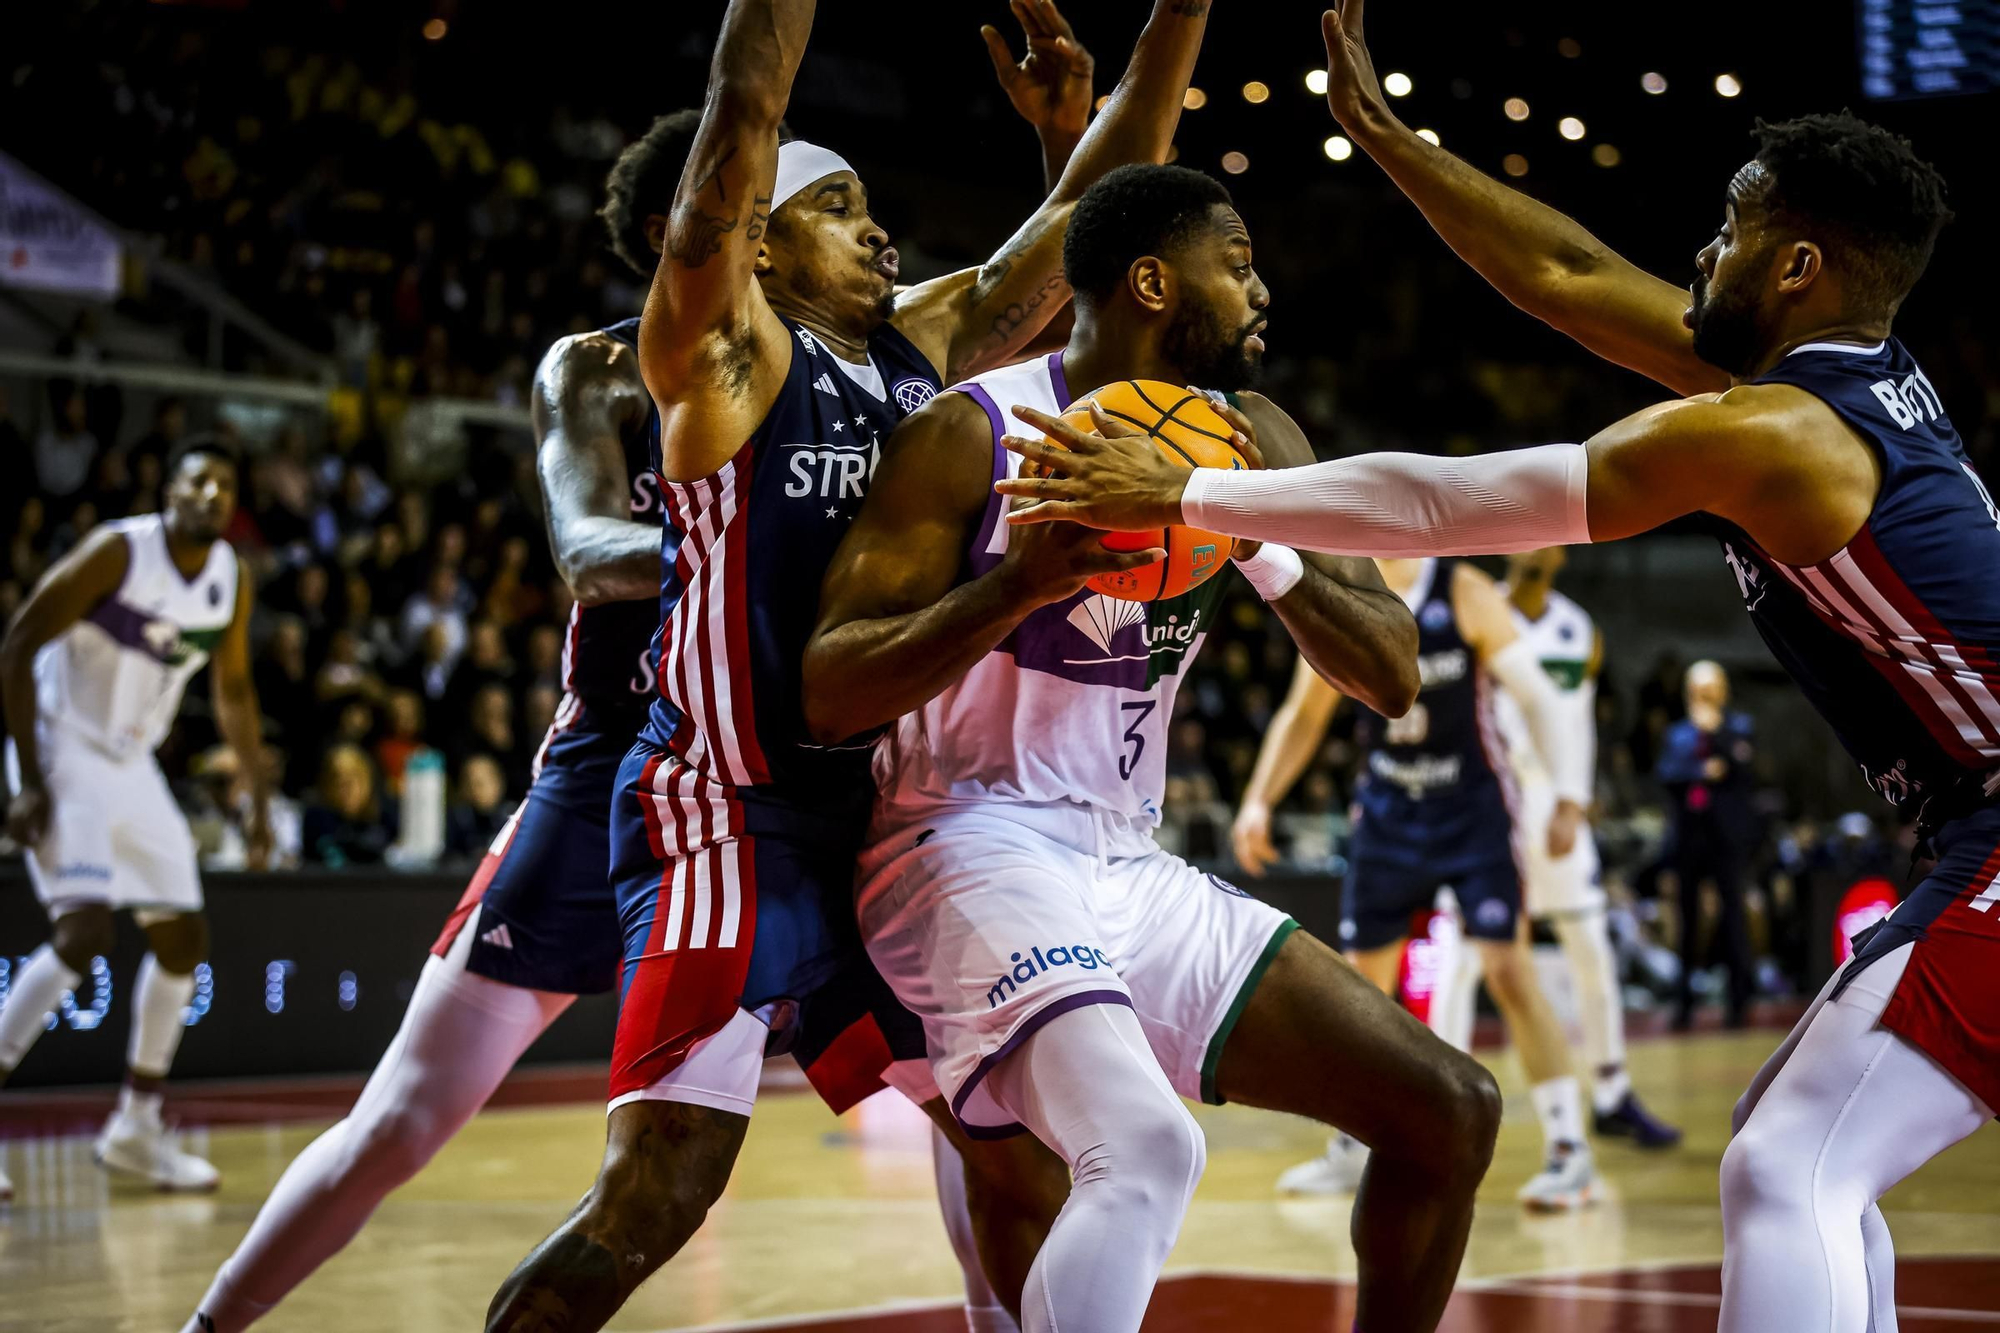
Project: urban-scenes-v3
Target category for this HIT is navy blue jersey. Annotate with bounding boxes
[560,317,663,720]
[1352,558,1517,869]
[1712,338,2000,822]
[637,318,942,815]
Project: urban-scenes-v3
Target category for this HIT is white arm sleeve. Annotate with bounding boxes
[1181,443,1590,557]
[1485,638,1593,807]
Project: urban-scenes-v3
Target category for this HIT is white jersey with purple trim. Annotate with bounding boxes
[870,352,1234,835]
[35,514,237,762]
[1492,587,1596,791]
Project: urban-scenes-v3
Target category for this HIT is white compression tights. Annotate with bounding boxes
[983,1002,1204,1333]
[185,914,573,1333]
[1720,943,1992,1333]
[933,1127,1022,1333]
[1551,906,1626,1098]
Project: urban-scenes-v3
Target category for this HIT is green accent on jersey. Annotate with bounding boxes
[1143,563,1231,687]
[1540,657,1589,690]
[165,625,226,666]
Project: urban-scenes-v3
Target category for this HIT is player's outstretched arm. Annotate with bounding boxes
[895,0,1212,383]
[1227,392,1417,718]
[982,0,1098,193]
[802,397,1161,745]
[0,528,129,844]
[210,559,274,869]
[637,0,809,413]
[1320,0,1727,398]
[1233,654,1343,876]
[534,332,659,604]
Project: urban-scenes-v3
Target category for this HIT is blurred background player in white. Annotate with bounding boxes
[0,440,269,1197]
[1235,556,1599,1210]
[1422,546,1681,1147]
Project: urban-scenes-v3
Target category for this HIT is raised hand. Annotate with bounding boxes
[1321,0,1393,136]
[983,0,1097,142]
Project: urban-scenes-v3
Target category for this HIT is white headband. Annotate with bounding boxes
[773,141,856,209]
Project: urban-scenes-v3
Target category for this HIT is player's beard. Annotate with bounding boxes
[1689,266,1770,378]
[1164,304,1263,393]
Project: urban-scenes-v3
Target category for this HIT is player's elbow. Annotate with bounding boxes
[799,644,859,747]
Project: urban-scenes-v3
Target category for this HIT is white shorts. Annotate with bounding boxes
[1516,780,1602,918]
[7,734,202,924]
[856,804,1295,1137]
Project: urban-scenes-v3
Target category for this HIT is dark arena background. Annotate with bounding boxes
[2,2,1998,1330]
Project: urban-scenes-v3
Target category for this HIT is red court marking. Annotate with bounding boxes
[639,1263,2000,1332]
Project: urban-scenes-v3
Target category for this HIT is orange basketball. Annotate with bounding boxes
[1031,379,1247,602]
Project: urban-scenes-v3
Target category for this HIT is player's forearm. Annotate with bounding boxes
[1038,127,1083,195]
[214,682,271,808]
[1268,568,1417,719]
[803,573,1040,744]
[708,0,816,128]
[1241,697,1325,811]
[1048,0,1209,203]
[553,516,661,605]
[0,643,43,790]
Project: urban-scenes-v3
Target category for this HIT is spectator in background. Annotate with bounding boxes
[255,616,317,786]
[401,562,470,671]
[332,288,381,389]
[1656,659,1758,1030]
[444,620,514,730]
[375,689,428,796]
[361,522,416,611]
[446,753,511,859]
[128,396,188,479]
[524,621,564,691]
[0,386,25,474]
[461,682,528,795]
[303,744,394,866]
[7,496,50,588]
[35,387,99,499]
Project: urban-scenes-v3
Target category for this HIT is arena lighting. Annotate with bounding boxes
[1504,96,1531,121]
[1306,69,1330,95]
[422,17,447,40]
[1241,80,1270,104]
[1221,151,1249,174]
[1558,37,1582,58]
[1715,73,1744,97]
[1502,153,1529,177]
[1559,116,1586,141]
[1383,72,1413,97]
[1323,135,1354,162]
[1642,71,1669,94]
[1415,128,1441,146]
[1095,94,1112,112]
[1184,87,1208,110]
[1592,143,1622,167]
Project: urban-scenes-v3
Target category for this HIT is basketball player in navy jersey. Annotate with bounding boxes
[995,5,1991,1328]
[485,3,1214,1330]
[809,163,1499,1333]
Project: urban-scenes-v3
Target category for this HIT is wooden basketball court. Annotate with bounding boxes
[3,1027,1997,1332]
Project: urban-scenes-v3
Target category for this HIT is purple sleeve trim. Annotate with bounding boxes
[961,384,1010,578]
[1046,351,1073,410]
[950,987,1135,1140]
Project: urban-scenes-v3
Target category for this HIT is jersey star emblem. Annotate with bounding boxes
[825,506,840,518]
[831,421,843,432]
[853,414,868,428]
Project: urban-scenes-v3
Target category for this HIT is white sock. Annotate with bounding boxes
[985,1003,1204,1333]
[117,1084,164,1123]
[187,929,567,1331]
[1530,1076,1586,1152]
[1424,926,1482,1054]
[128,954,196,1080]
[1551,907,1628,1113]
[0,945,80,1068]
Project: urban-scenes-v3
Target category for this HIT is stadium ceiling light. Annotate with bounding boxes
[1592,143,1622,167]
[1222,151,1249,174]
[1184,87,1208,110]
[1558,37,1582,58]
[1324,135,1354,162]
[423,18,447,40]
[1242,80,1270,104]
[1095,94,1112,112]
[1715,73,1743,98]
[1415,128,1441,146]
[1502,153,1529,177]
[1306,69,1330,96]
[1383,72,1413,97]
[1504,97,1531,121]
[1559,117,1586,141]
[1642,71,1668,94]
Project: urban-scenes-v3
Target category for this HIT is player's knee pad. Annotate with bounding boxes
[51,905,116,969]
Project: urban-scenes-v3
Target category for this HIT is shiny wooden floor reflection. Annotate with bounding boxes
[3,1030,1998,1332]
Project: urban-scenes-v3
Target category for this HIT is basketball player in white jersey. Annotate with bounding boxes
[1234,555,1601,1210]
[808,163,1500,1333]
[0,440,269,1196]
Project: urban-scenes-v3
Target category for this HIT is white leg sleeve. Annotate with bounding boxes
[1424,927,1482,1054]
[186,915,571,1333]
[1550,907,1626,1108]
[0,944,79,1069]
[932,1127,1020,1333]
[1861,1203,1898,1333]
[128,953,197,1078]
[1719,944,1991,1333]
[983,1003,1204,1333]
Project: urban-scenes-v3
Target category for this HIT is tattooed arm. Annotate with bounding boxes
[638,0,810,475]
[892,0,1213,384]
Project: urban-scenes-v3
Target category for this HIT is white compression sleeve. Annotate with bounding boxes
[1182,443,1590,558]
[1486,639,1593,806]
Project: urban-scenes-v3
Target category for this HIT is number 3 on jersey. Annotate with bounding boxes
[1119,699,1157,781]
